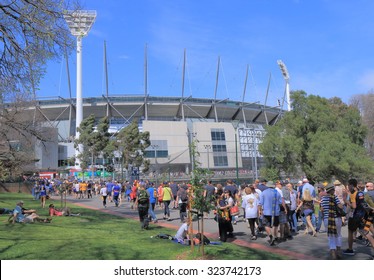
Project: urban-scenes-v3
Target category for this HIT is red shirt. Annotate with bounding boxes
[49,208,63,216]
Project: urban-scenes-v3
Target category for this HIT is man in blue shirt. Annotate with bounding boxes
[112,182,121,207]
[146,182,158,223]
[300,178,316,199]
[258,184,286,246]
[106,181,114,203]
[257,179,269,192]
[12,201,48,223]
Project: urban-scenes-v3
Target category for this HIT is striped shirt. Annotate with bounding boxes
[320,194,340,219]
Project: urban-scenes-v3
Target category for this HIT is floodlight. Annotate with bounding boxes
[277,60,291,111]
[277,60,290,81]
[64,10,97,168]
[64,10,97,37]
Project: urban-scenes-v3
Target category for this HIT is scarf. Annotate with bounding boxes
[327,194,337,237]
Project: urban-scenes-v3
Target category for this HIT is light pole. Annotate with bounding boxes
[151,144,159,185]
[277,60,291,112]
[232,121,240,184]
[250,128,258,181]
[64,10,96,168]
[187,131,197,179]
[203,144,211,171]
[167,155,171,182]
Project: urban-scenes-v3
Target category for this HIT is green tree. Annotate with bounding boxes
[115,120,150,179]
[0,0,73,97]
[75,114,110,179]
[0,1,74,176]
[259,90,374,182]
[187,137,215,256]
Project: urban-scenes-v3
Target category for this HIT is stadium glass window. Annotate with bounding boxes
[212,144,227,152]
[211,129,228,167]
[213,155,228,167]
[145,140,168,158]
[211,130,226,141]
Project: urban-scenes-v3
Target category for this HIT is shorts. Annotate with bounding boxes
[263,215,280,227]
[22,215,34,223]
[348,216,364,231]
[303,209,314,217]
[279,212,287,224]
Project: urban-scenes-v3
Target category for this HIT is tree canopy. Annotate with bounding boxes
[116,119,151,175]
[259,90,374,182]
[0,0,74,177]
[75,114,110,174]
[0,0,73,98]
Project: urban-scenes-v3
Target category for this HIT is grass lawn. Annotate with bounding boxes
[0,193,286,260]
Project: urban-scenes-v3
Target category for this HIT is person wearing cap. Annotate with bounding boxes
[258,183,286,246]
[11,201,49,224]
[320,184,344,259]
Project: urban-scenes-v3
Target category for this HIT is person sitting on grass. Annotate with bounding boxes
[48,204,81,217]
[174,217,191,244]
[11,201,51,224]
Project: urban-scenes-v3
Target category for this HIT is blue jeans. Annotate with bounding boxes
[316,211,324,231]
[163,200,171,217]
[148,203,157,221]
[289,210,298,231]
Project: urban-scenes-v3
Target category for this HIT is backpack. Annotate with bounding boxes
[179,189,188,203]
[138,190,149,205]
[195,233,210,245]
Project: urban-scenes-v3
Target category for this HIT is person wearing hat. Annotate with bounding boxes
[11,201,49,224]
[333,180,347,225]
[320,185,344,259]
[258,182,286,246]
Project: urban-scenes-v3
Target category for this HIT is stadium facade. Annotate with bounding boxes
[27,94,283,181]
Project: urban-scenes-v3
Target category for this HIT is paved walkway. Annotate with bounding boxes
[59,195,373,260]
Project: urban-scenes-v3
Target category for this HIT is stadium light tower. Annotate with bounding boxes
[277,60,291,111]
[64,10,97,168]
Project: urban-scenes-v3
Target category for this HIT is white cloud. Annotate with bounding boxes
[357,70,374,92]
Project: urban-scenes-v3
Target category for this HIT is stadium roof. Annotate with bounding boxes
[30,95,283,125]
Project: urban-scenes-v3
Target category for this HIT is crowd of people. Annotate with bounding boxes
[114,177,373,259]
[7,175,374,259]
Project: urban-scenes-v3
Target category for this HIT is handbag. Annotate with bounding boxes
[335,204,346,217]
[230,205,239,216]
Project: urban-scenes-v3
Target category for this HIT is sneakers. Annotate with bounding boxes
[268,235,275,246]
[251,235,257,240]
[342,249,355,256]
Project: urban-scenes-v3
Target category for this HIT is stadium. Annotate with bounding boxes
[18,10,289,182]
[25,94,284,182]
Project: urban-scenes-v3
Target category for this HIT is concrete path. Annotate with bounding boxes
[58,195,373,260]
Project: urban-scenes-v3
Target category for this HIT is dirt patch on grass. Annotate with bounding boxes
[175,250,217,260]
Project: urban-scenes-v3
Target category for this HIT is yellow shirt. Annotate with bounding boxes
[162,187,172,201]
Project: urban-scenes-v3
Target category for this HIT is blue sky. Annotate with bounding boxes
[38,0,374,107]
